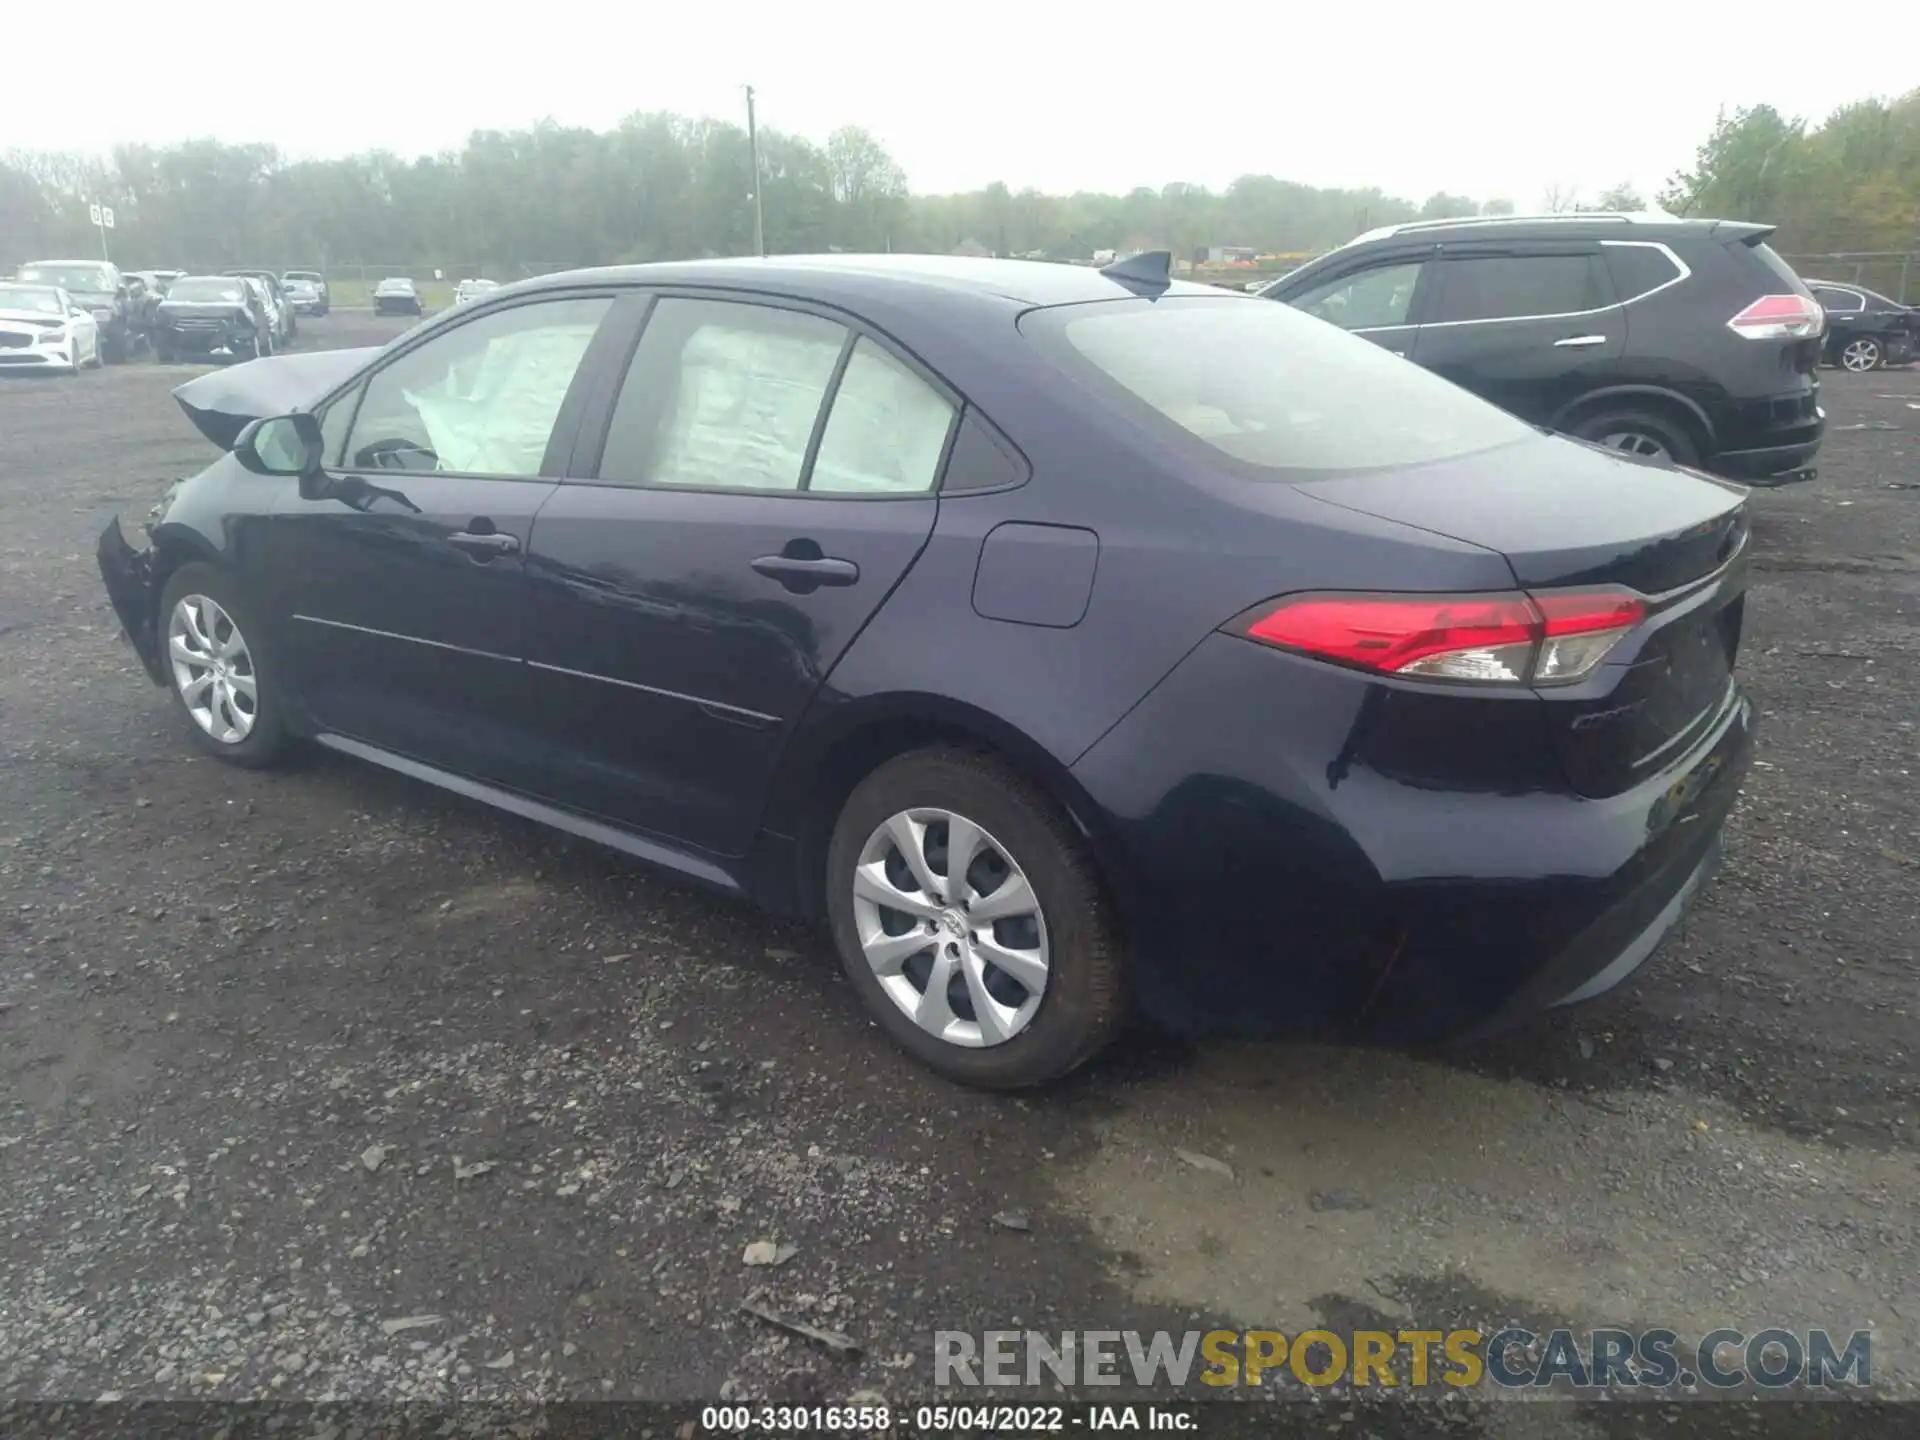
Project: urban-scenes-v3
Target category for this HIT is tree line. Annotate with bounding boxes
[2,89,1913,275]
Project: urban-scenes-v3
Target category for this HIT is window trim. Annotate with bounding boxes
[561,286,965,502]
[313,287,626,484]
[1414,240,1690,329]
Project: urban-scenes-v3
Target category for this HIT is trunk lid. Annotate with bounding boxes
[1298,433,1749,797]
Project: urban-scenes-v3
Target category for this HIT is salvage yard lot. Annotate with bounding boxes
[1,315,1915,1429]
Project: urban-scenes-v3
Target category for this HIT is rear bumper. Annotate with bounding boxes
[97,519,167,686]
[1069,632,1756,1044]
[1707,392,1824,481]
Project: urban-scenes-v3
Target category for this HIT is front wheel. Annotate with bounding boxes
[157,563,288,768]
[1840,336,1884,373]
[1571,408,1699,467]
[824,748,1127,1089]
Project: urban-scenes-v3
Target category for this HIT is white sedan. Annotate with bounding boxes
[0,282,101,374]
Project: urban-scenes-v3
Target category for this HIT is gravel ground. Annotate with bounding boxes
[0,317,1914,1433]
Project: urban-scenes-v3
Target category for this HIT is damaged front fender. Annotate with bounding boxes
[97,518,167,687]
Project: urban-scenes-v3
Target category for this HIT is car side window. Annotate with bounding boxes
[1289,262,1424,330]
[809,337,956,494]
[596,298,846,491]
[1429,253,1611,323]
[340,296,611,476]
[1602,244,1682,303]
[1813,287,1864,312]
[317,387,359,468]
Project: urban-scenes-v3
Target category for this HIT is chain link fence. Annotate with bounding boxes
[1781,251,1916,304]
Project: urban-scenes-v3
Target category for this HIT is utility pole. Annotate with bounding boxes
[744,84,766,258]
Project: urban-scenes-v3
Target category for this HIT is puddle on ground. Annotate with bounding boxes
[1058,1044,1916,1384]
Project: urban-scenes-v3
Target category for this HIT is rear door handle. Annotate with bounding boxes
[751,554,860,591]
[1554,334,1608,348]
[449,529,519,559]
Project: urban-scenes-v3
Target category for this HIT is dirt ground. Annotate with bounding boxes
[0,314,1914,1434]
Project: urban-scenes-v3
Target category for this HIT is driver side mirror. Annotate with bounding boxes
[234,412,324,478]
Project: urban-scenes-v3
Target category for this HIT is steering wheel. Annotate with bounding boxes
[355,437,439,471]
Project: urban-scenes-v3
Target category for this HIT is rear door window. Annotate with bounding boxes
[1427,252,1612,323]
[1811,287,1864,312]
[1023,295,1533,476]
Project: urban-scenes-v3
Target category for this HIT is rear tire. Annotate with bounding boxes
[824,747,1127,1089]
[1571,407,1700,466]
[157,562,288,769]
[1840,336,1884,373]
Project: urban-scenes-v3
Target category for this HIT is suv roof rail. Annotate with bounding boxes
[1348,210,1684,246]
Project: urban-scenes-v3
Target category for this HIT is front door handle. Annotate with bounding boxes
[449,529,520,559]
[751,553,860,592]
[1553,334,1608,348]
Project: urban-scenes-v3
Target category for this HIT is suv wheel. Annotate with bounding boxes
[825,748,1127,1089]
[1572,409,1699,466]
[1840,337,1883,373]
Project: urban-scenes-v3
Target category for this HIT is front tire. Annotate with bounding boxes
[157,563,287,768]
[1571,407,1700,466]
[1840,336,1884,373]
[824,747,1127,1089]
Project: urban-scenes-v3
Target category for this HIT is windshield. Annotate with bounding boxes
[379,278,415,290]
[18,263,113,294]
[284,271,321,282]
[1021,295,1534,476]
[0,286,65,314]
[168,278,248,303]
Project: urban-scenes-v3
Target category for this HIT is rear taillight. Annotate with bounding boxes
[1239,589,1648,686]
[1728,293,1824,340]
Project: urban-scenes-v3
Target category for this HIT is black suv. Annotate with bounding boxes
[1261,213,1825,484]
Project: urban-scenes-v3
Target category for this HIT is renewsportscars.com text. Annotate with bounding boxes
[934,1327,1873,1391]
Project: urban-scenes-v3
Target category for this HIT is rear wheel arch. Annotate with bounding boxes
[1553,387,1715,456]
[768,696,1118,923]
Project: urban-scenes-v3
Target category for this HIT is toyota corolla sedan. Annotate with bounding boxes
[95,254,1755,1088]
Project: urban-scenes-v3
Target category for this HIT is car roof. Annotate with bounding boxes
[525,253,1224,308]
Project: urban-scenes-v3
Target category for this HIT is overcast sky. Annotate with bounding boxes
[26,0,1920,207]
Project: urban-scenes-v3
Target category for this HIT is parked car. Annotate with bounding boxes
[224,269,296,345]
[281,275,324,316]
[453,278,500,306]
[373,276,423,316]
[16,259,134,362]
[0,281,102,373]
[95,254,1755,1088]
[1804,280,1918,372]
[281,269,330,316]
[150,274,275,362]
[1259,212,1826,484]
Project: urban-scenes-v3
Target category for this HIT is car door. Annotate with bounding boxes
[259,290,619,785]
[1410,243,1624,425]
[518,291,954,855]
[1274,245,1435,357]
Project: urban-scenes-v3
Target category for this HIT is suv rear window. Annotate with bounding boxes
[1022,296,1533,476]
[1427,253,1611,323]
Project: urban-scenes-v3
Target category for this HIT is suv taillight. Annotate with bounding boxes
[1728,293,1823,340]
[1237,589,1647,686]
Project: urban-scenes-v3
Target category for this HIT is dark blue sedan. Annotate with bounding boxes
[96,253,1755,1088]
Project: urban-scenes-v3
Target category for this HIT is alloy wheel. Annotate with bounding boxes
[167,594,258,744]
[1841,338,1881,373]
[851,807,1050,1048]
[1596,429,1671,460]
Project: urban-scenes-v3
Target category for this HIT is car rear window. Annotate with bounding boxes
[1021,295,1533,476]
